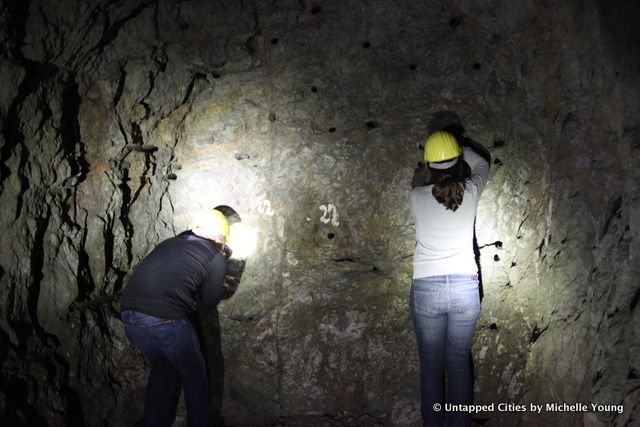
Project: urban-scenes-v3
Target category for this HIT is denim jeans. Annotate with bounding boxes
[409,275,481,427]
[122,310,210,427]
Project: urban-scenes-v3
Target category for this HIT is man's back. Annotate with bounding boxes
[121,231,225,319]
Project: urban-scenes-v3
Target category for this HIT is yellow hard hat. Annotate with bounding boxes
[423,131,462,163]
[199,209,230,243]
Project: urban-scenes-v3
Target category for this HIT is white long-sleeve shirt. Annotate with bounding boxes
[409,147,489,278]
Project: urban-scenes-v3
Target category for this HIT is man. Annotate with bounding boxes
[120,209,230,427]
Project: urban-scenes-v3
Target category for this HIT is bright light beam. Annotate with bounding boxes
[228,222,258,259]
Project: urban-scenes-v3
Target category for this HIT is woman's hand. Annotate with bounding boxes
[412,162,431,188]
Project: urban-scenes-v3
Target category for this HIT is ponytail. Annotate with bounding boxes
[432,177,465,211]
[429,158,467,211]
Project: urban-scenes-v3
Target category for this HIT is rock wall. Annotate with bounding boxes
[0,0,638,426]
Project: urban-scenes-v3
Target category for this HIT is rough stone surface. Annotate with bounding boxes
[0,0,639,426]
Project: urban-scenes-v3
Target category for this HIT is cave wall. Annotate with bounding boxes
[0,0,638,426]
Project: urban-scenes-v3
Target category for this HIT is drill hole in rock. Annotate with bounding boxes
[363,41,371,49]
[328,127,336,133]
[179,22,190,30]
[473,62,482,70]
[366,121,378,129]
[311,85,318,93]
[268,113,277,122]
[409,64,417,71]
[311,5,322,14]
[449,16,462,27]
[271,38,279,45]
[327,232,335,240]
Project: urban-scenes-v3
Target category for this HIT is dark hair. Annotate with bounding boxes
[429,158,467,211]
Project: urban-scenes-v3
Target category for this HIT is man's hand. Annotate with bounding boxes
[221,245,232,260]
[226,258,245,277]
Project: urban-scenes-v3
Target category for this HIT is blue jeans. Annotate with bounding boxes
[409,275,481,427]
[122,310,210,427]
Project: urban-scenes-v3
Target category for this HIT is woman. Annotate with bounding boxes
[409,130,490,426]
